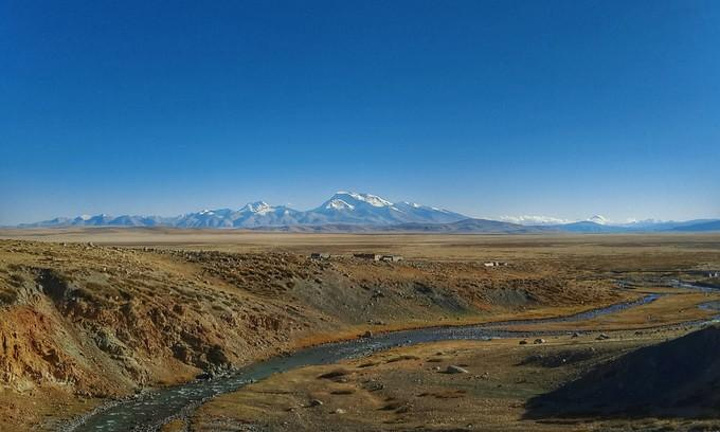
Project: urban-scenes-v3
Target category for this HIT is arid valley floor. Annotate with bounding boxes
[1,229,720,431]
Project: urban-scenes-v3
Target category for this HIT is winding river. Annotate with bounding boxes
[66,287,717,431]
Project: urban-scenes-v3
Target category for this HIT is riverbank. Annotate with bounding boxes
[190,327,716,432]
[66,284,720,431]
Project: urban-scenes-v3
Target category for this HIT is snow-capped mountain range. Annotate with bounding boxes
[22,192,467,229]
[17,191,720,232]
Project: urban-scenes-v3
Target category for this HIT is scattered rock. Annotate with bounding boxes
[572,332,582,338]
[333,408,346,414]
[195,372,214,380]
[308,399,324,407]
[519,340,528,345]
[362,380,385,392]
[396,404,412,414]
[597,333,611,341]
[362,330,373,338]
[533,338,546,344]
[445,365,469,374]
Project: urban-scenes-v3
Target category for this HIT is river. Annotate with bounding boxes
[65,288,715,431]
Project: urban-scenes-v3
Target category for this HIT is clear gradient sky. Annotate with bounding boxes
[1,1,719,225]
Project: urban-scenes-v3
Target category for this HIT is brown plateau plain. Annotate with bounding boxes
[0,229,719,431]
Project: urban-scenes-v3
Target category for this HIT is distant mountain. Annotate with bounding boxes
[170,202,303,228]
[251,218,551,234]
[24,214,172,228]
[498,215,570,226]
[617,219,716,231]
[385,218,553,233]
[16,193,719,233]
[300,192,467,226]
[671,220,720,232]
[587,215,608,225]
[551,218,720,233]
[551,221,628,233]
[20,192,468,229]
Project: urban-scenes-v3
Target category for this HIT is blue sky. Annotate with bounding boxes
[1,0,719,225]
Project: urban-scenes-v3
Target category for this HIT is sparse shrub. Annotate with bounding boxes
[72,287,96,301]
[9,273,25,287]
[318,369,351,380]
[0,290,17,304]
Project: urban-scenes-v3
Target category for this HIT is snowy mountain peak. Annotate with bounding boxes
[332,191,393,208]
[324,199,355,211]
[22,192,469,228]
[239,201,273,214]
[308,191,466,225]
[587,215,608,225]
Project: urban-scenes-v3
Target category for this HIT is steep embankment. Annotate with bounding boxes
[526,325,720,419]
[0,240,618,429]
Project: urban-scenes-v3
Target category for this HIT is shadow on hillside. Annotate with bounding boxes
[524,325,720,420]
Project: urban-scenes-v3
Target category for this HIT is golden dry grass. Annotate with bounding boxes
[2,228,720,264]
[0,231,718,430]
[192,331,720,432]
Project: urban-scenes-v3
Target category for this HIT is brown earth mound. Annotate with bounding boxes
[526,325,720,419]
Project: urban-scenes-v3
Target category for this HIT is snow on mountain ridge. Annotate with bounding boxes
[239,201,274,214]
[325,199,355,211]
[587,215,608,225]
[20,191,461,228]
[501,214,612,226]
[333,191,393,207]
[498,215,571,226]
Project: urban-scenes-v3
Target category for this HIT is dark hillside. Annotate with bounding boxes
[527,325,720,419]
